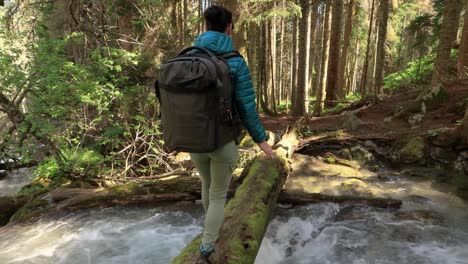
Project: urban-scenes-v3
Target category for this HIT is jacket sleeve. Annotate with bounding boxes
[233,58,267,143]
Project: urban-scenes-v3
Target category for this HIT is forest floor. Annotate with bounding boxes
[261,79,468,140]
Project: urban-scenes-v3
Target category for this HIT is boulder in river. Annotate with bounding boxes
[398,137,426,164]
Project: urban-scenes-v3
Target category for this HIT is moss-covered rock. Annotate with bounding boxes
[453,171,468,200]
[341,145,376,166]
[339,112,364,130]
[394,84,448,119]
[398,137,426,164]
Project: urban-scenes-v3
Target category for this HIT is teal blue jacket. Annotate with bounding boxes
[194,31,267,143]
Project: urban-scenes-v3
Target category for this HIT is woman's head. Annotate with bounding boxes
[204,5,233,34]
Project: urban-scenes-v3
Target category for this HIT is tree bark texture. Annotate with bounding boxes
[337,0,356,99]
[458,1,468,78]
[315,1,331,115]
[359,0,376,96]
[374,0,390,97]
[432,0,463,83]
[325,0,344,108]
[292,0,311,116]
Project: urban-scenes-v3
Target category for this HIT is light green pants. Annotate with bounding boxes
[189,140,239,247]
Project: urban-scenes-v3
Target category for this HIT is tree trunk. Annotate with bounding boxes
[349,36,360,94]
[278,11,285,105]
[374,0,390,97]
[265,21,275,114]
[315,1,331,115]
[292,0,311,116]
[255,24,263,113]
[337,0,356,100]
[359,0,376,97]
[198,0,203,35]
[307,1,319,112]
[183,0,188,45]
[172,128,299,264]
[314,2,325,108]
[369,2,380,92]
[324,0,344,108]
[458,1,468,78]
[459,103,468,144]
[291,16,299,114]
[397,16,407,68]
[217,0,245,53]
[432,0,463,83]
[270,18,278,113]
[259,22,274,114]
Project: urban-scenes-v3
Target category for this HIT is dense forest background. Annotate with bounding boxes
[0,0,467,187]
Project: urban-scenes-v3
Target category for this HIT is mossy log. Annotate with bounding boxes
[0,196,29,226]
[172,128,298,264]
[7,176,204,224]
[6,166,256,226]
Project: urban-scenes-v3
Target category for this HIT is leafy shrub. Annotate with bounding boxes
[36,148,104,181]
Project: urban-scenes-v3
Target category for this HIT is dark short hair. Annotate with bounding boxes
[204,5,233,33]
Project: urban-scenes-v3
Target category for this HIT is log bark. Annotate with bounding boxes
[278,191,402,209]
[0,196,29,226]
[7,176,206,225]
[171,128,298,264]
[6,163,259,226]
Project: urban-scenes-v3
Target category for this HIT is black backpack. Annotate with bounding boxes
[155,46,243,153]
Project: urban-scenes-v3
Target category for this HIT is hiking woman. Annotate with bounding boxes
[190,5,275,262]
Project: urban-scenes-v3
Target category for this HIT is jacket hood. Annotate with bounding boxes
[194,31,234,54]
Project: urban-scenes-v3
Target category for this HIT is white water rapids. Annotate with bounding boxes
[0,198,467,264]
[1,168,468,264]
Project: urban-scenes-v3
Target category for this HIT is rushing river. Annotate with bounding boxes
[1,198,467,264]
[1,169,468,264]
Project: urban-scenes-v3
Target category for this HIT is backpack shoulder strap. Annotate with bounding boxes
[219,51,243,60]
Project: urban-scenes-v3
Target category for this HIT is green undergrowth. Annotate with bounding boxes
[384,55,434,93]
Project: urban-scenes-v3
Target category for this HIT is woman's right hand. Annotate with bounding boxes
[257,141,276,158]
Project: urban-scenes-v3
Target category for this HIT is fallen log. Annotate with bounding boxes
[172,127,298,264]
[0,196,29,226]
[6,166,255,226]
[278,191,402,209]
[7,176,205,224]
